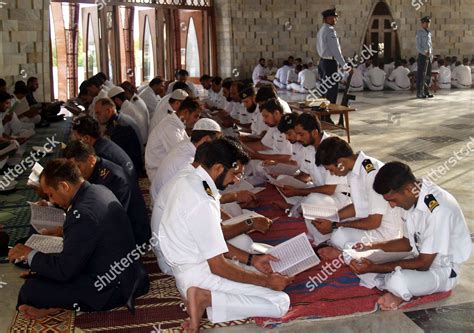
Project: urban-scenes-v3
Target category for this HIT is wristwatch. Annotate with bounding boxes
[245,218,254,227]
[246,254,254,266]
[331,222,339,230]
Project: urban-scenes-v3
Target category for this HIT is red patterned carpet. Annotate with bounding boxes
[8,183,452,332]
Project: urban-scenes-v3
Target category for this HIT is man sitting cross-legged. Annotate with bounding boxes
[156,138,291,332]
[349,162,471,310]
[313,137,405,285]
[8,159,149,319]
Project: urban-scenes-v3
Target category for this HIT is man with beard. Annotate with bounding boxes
[277,113,351,245]
[156,138,291,332]
[239,85,268,137]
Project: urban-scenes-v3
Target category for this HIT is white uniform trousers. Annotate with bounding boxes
[303,192,352,246]
[363,77,384,91]
[173,261,290,323]
[384,81,410,91]
[451,82,471,89]
[273,80,287,89]
[367,266,458,302]
[287,83,309,94]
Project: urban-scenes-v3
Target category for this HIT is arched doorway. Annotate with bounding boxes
[364,1,401,62]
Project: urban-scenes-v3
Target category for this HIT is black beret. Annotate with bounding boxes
[239,86,255,100]
[322,9,338,18]
[421,16,431,23]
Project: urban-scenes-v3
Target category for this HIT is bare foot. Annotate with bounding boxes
[182,287,212,333]
[377,293,404,311]
[317,246,342,261]
[18,305,61,319]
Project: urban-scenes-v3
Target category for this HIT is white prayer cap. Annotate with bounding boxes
[170,89,189,101]
[193,118,221,132]
[107,86,125,98]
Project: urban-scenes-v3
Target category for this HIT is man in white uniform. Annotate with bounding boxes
[286,65,301,89]
[349,162,471,310]
[437,59,452,89]
[364,61,386,91]
[451,59,472,89]
[145,97,201,181]
[150,118,221,201]
[287,65,317,93]
[273,61,292,89]
[149,87,189,131]
[239,86,268,137]
[156,138,291,331]
[205,77,227,110]
[277,114,351,245]
[85,77,108,117]
[120,81,150,122]
[385,61,411,90]
[138,77,165,118]
[108,86,149,144]
[340,66,364,92]
[252,58,273,86]
[314,137,404,261]
[166,70,198,97]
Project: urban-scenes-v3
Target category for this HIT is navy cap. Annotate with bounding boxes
[322,9,338,18]
[239,86,255,100]
[421,16,431,23]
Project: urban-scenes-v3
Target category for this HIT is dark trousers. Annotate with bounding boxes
[17,275,124,312]
[319,59,339,104]
[416,54,432,96]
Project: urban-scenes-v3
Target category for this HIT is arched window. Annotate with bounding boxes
[185,18,201,77]
[143,16,155,82]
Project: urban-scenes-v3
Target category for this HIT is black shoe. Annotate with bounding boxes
[426,94,434,98]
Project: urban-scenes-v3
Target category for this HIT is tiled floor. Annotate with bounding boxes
[0,89,473,332]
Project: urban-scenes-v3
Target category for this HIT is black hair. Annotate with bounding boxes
[283,60,290,66]
[194,141,210,163]
[112,92,127,102]
[295,112,321,133]
[95,72,108,82]
[316,137,353,166]
[277,113,298,133]
[200,137,250,169]
[88,76,102,88]
[260,98,283,114]
[212,76,223,85]
[176,69,189,77]
[437,58,445,66]
[72,115,101,139]
[0,78,6,87]
[455,60,461,66]
[200,75,212,82]
[463,58,469,65]
[373,161,416,195]
[190,130,219,143]
[149,77,163,87]
[63,140,96,162]
[178,97,200,113]
[394,60,402,67]
[0,91,12,103]
[172,81,192,96]
[14,81,28,95]
[295,64,303,72]
[259,58,265,62]
[222,78,233,90]
[27,77,38,85]
[40,158,83,189]
[255,85,277,104]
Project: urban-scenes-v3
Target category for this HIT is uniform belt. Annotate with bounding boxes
[321,56,335,60]
[341,192,351,197]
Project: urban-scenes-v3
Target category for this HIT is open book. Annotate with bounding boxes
[221,179,265,195]
[267,175,311,189]
[263,163,299,176]
[343,249,414,264]
[268,233,320,276]
[28,202,65,233]
[221,211,266,226]
[27,162,43,187]
[301,203,340,222]
[25,234,63,253]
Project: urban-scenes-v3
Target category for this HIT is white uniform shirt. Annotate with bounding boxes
[150,94,173,131]
[286,69,298,84]
[120,100,149,143]
[260,127,292,155]
[409,63,418,72]
[384,62,395,76]
[405,179,472,271]
[252,64,267,85]
[250,105,268,136]
[298,69,317,89]
[138,86,160,118]
[166,81,198,98]
[88,89,108,116]
[438,66,452,85]
[145,112,188,181]
[349,68,364,88]
[290,142,306,167]
[366,67,386,88]
[131,94,150,121]
[359,63,372,76]
[275,65,292,84]
[150,139,196,202]
[157,166,227,267]
[300,132,348,188]
[452,65,472,86]
[207,89,227,110]
[387,66,411,89]
[348,151,388,218]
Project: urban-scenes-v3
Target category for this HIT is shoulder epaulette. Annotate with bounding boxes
[362,159,375,173]
[202,181,214,199]
[424,194,439,212]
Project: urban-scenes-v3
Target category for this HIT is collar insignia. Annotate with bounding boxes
[202,181,214,199]
[424,194,439,212]
[362,159,375,173]
[99,168,110,178]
